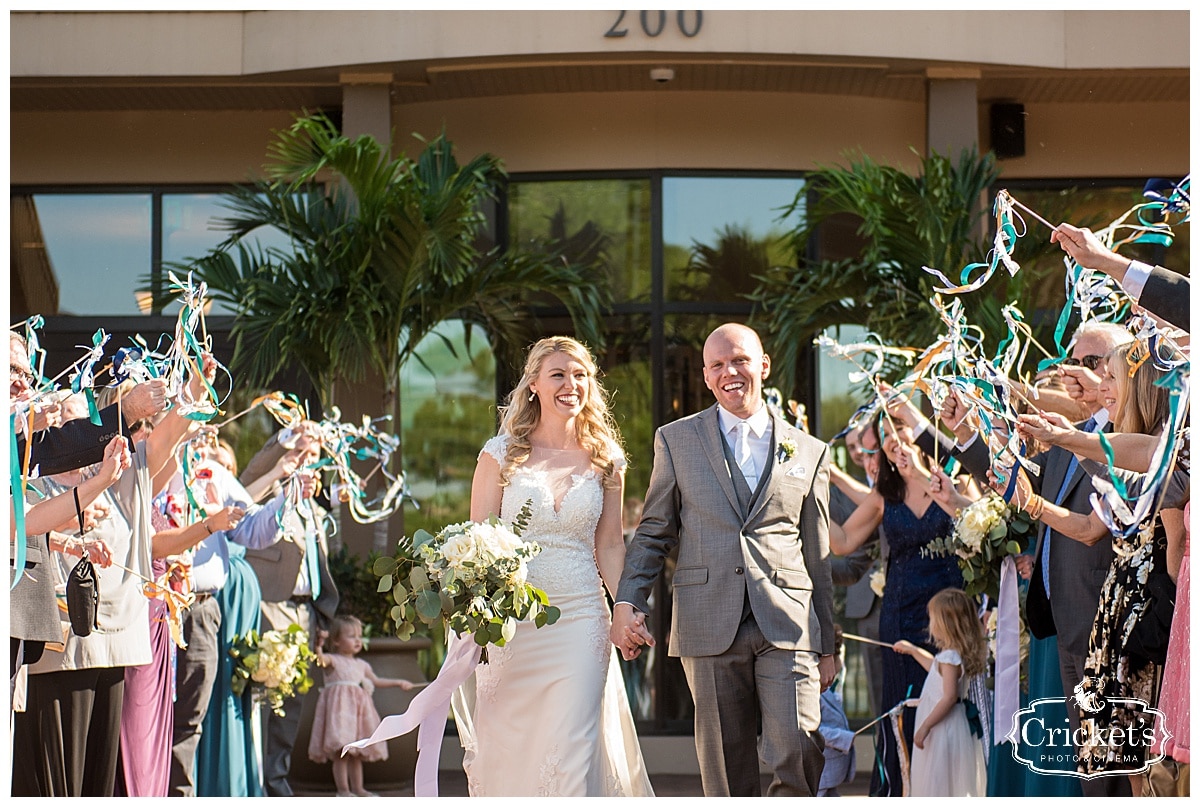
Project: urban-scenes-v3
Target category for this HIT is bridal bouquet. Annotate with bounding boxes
[229,623,317,716]
[923,493,1034,601]
[373,503,560,652]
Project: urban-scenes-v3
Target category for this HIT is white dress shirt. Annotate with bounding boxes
[717,404,773,490]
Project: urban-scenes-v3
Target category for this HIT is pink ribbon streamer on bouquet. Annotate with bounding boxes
[342,634,481,796]
[993,556,1020,746]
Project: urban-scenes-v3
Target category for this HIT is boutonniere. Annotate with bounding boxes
[777,439,797,464]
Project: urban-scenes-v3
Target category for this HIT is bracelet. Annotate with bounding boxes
[203,518,214,535]
[1026,494,1045,521]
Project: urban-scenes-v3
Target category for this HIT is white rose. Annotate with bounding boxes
[506,562,528,588]
[440,532,478,569]
[491,525,524,555]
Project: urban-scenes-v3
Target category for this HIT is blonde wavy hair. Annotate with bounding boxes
[926,588,988,679]
[1107,341,1177,436]
[496,336,624,490]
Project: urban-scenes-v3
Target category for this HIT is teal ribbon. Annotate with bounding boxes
[10,416,28,591]
[959,697,984,740]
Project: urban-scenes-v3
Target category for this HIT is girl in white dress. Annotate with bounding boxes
[893,587,988,797]
[452,336,654,797]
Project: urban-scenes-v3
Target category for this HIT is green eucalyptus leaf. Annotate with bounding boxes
[377,573,393,593]
[416,589,442,621]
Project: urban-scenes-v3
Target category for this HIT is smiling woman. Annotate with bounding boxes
[451,335,652,797]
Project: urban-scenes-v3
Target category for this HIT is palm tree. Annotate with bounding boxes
[750,148,1067,395]
[163,114,608,543]
[183,113,605,407]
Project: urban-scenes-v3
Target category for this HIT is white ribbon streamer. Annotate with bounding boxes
[342,634,482,796]
[993,555,1020,746]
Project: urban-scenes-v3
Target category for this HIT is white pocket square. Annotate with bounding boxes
[786,465,807,479]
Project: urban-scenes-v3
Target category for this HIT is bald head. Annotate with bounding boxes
[704,323,764,360]
[702,323,770,419]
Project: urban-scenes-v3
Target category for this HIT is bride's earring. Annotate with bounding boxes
[528,390,536,402]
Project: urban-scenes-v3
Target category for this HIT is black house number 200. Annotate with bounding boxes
[604,11,703,38]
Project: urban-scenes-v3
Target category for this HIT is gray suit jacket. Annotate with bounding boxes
[617,404,834,658]
[957,429,1113,657]
[242,504,339,630]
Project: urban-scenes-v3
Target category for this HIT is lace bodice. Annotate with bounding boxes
[481,434,619,598]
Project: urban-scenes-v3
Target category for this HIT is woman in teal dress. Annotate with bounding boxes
[196,542,264,797]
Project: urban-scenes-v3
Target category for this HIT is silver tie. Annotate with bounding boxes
[735,420,758,489]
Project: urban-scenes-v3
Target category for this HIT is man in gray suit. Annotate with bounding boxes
[612,323,835,797]
[945,319,1132,797]
[236,426,339,797]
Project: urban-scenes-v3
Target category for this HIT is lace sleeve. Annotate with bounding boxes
[480,434,510,464]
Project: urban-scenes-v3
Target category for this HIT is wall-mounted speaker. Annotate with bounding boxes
[990,103,1026,159]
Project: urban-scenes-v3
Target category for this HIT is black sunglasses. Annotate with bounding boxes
[1074,354,1105,371]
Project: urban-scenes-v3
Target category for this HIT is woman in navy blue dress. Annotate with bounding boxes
[831,414,963,796]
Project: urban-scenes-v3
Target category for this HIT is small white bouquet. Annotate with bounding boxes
[924,493,1033,601]
[229,623,317,716]
[373,503,560,655]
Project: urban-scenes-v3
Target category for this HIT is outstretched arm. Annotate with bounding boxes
[364,664,415,690]
[593,470,627,600]
[20,436,130,536]
[829,491,884,556]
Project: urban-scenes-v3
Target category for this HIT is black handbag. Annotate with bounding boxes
[64,486,99,637]
[1122,573,1175,665]
[66,556,99,637]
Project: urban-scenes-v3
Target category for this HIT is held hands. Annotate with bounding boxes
[610,602,655,661]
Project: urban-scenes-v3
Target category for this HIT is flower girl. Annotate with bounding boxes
[892,588,988,796]
[308,616,415,797]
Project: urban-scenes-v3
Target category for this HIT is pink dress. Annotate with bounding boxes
[1154,501,1189,763]
[307,654,388,763]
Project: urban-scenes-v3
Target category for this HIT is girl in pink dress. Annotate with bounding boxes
[308,616,414,796]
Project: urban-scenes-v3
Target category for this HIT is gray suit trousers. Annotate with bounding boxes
[682,613,824,797]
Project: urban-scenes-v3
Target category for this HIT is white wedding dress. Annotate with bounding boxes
[451,435,654,797]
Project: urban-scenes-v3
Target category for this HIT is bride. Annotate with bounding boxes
[452,336,654,797]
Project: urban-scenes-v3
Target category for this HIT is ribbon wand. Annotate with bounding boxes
[1007,195,1056,231]
[843,632,893,649]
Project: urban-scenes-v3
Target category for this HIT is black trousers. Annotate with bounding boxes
[11,665,126,797]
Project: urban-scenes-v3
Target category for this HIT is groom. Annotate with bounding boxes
[612,323,835,796]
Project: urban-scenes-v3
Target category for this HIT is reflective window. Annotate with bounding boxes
[13,193,152,316]
[507,179,652,303]
[400,319,498,537]
[662,177,804,302]
[162,193,297,316]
